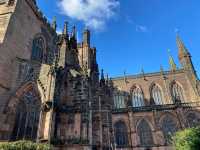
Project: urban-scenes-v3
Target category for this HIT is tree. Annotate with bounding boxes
[173,127,200,150]
[0,140,51,150]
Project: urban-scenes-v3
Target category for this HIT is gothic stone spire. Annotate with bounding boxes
[176,35,190,59]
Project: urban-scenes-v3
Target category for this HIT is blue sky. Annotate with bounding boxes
[37,0,200,77]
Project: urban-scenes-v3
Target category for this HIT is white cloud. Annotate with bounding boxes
[125,16,148,33]
[56,28,62,34]
[125,16,135,24]
[136,25,148,32]
[57,0,120,30]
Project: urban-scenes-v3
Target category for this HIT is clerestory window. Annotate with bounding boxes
[151,84,163,105]
[131,87,144,107]
[171,82,185,103]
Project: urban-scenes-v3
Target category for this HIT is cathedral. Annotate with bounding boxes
[0,0,200,150]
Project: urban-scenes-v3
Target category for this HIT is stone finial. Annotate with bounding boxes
[167,49,177,72]
[101,69,105,80]
[106,74,109,85]
[160,65,166,79]
[52,16,57,30]
[72,26,76,39]
[109,78,114,87]
[160,65,164,74]
[63,21,68,38]
[106,74,109,80]
[141,67,146,80]
[124,70,128,84]
[83,28,90,46]
[100,69,105,87]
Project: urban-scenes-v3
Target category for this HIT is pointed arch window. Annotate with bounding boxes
[161,115,178,144]
[186,113,200,128]
[11,88,41,141]
[137,119,154,147]
[131,87,144,107]
[151,84,163,105]
[114,92,126,109]
[171,82,185,103]
[31,37,45,62]
[114,121,128,147]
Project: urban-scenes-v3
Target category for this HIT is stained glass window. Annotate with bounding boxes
[151,84,163,105]
[161,115,178,144]
[11,89,41,141]
[31,37,45,62]
[137,119,154,146]
[114,121,128,147]
[171,82,185,103]
[132,87,144,107]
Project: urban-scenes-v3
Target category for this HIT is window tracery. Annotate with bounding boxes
[151,84,163,105]
[11,88,41,141]
[161,115,178,144]
[114,92,126,109]
[131,87,144,107]
[114,121,128,147]
[137,119,154,147]
[31,37,45,62]
[171,82,185,103]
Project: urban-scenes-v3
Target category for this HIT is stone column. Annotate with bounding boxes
[128,110,134,148]
[38,70,56,142]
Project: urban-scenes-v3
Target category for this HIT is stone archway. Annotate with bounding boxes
[186,111,200,128]
[136,119,154,147]
[6,82,42,141]
[159,113,179,144]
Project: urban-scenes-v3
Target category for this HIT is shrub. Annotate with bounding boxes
[173,127,200,150]
[0,140,51,150]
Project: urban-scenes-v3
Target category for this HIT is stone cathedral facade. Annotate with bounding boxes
[0,0,200,150]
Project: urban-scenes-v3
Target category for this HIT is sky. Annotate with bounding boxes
[37,0,200,77]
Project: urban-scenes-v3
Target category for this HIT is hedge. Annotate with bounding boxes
[0,140,51,150]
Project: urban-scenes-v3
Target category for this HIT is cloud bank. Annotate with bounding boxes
[58,0,120,30]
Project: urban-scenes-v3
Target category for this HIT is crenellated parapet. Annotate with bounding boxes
[25,0,56,35]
